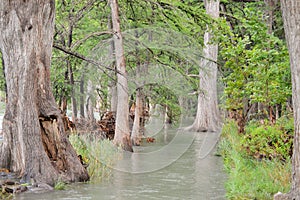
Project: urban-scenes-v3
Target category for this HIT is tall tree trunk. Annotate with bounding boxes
[187,0,220,132]
[275,1,300,199]
[110,0,133,152]
[265,0,277,123]
[0,0,89,185]
[68,60,78,122]
[85,80,95,122]
[131,31,146,146]
[131,88,143,146]
[110,84,117,112]
[67,21,78,122]
[60,70,69,114]
[107,14,118,113]
[79,73,85,119]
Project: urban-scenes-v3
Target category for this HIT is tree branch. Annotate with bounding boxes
[53,43,114,72]
[71,31,113,49]
[73,0,97,23]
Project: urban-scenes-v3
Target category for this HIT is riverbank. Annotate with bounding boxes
[218,120,291,199]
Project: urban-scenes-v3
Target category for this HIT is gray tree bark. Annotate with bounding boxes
[107,14,118,113]
[0,0,89,185]
[80,73,85,118]
[131,88,142,145]
[274,1,300,199]
[85,79,95,122]
[110,0,133,151]
[188,0,220,132]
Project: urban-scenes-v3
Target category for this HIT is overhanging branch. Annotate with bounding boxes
[53,43,114,72]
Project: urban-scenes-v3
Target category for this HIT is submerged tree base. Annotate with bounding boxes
[184,124,217,132]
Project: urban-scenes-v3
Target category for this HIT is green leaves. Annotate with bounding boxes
[219,2,291,112]
[242,118,294,161]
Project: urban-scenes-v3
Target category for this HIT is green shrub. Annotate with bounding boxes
[69,134,121,182]
[219,120,291,199]
[242,118,293,161]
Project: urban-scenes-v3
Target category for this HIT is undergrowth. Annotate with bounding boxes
[218,120,291,199]
[69,134,122,183]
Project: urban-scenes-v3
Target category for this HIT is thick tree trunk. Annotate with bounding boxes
[110,0,133,152]
[0,1,89,185]
[131,36,146,145]
[187,0,220,132]
[275,1,300,199]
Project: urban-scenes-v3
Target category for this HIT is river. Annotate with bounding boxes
[13,117,226,200]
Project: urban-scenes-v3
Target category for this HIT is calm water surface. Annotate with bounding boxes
[16,118,227,200]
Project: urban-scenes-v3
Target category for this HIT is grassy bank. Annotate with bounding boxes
[218,120,291,199]
[69,134,121,182]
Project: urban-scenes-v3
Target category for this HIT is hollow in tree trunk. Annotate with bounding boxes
[0,0,89,185]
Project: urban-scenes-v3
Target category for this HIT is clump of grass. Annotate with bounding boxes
[54,180,66,190]
[0,193,13,200]
[218,120,291,199]
[69,134,121,182]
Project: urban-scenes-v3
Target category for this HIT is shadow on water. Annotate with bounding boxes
[16,118,227,200]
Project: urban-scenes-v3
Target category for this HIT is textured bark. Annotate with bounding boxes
[107,14,118,113]
[188,0,220,132]
[275,0,300,199]
[0,1,89,185]
[131,35,146,145]
[110,0,133,152]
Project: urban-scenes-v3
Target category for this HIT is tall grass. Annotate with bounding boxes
[218,120,291,199]
[69,134,122,182]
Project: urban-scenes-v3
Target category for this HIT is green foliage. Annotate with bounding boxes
[54,180,66,190]
[219,2,291,115]
[242,118,294,161]
[69,134,121,182]
[147,84,181,123]
[218,120,291,199]
[0,192,13,200]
